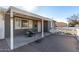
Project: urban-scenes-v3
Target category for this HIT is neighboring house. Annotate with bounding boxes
[0,6,55,50]
[56,22,67,27]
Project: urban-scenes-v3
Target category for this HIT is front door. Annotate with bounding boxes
[44,21,48,32]
[38,21,41,32]
[33,20,38,32]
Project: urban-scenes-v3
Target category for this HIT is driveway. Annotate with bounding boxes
[12,34,79,52]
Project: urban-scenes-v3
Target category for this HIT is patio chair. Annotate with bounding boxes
[25,30,33,37]
[25,29,36,37]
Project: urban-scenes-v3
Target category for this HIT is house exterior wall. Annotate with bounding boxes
[48,21,51,31]
[48,20,55,32]
[14,19,41,36]
[14,17,29,36]
[28,20,33,29]
[33,20,38,32]
[0,13,5,39]
[14,18,50,36]
[14,29,28,36]
[38,21,41,32]
[14,17,34,29]
[44,21,48,32]
[52,20,56,29]
[5,10,10,38]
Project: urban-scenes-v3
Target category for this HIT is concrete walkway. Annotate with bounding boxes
[0,40,9,52]
[12,34,79,52]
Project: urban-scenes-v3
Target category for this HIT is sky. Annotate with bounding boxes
[31,6,79,23]
[2,6,79,23]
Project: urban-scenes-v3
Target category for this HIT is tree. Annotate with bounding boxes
[67,14,79,27]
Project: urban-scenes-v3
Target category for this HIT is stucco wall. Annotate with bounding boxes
[5,10,10,38]
[38,21,41,32]
[44,21,48,32]
[48,21,51,31]
[0,13,5,39]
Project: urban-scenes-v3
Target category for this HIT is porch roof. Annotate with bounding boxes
[9,6,53,21]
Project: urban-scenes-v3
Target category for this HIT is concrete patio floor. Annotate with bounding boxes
[0,34,79,52]
[12,34,79,52]
[6,32,51,49]
[14,32,51,49]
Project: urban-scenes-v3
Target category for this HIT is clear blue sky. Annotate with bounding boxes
[32,6,79,22]
[3,6,79,23]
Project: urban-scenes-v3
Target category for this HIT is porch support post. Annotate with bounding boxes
[10,9,14,50]
[42,18,44,37]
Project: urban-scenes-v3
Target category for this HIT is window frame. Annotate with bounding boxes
[21,19,29,29]
[14,17,29,29]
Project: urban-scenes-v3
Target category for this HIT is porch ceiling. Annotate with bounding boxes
[13,12,42,21]
[9,7,52,21]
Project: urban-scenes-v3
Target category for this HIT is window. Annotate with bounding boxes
[15,17,29,29]
[21,20,28,27]
[15,17,21,29]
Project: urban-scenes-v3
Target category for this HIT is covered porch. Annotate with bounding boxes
[5,7,53,50]
[14,32,51,49]
[7,32,51,49]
